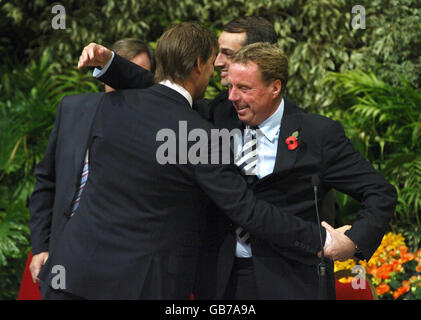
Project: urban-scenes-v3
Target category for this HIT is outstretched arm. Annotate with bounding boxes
[78,42,154,90]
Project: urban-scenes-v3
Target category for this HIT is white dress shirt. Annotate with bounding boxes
[233,99,331,257]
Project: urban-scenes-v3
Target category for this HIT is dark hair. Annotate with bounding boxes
[111,38,155,72]
[154,22,218,84]
[223,16,278,45]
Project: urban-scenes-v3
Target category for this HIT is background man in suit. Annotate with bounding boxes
[28,38,154,287]
[31,22,331,300]
[104,38,154,92]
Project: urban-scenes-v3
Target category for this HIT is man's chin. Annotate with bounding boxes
[220,79,229,87]
[236,113,252,125]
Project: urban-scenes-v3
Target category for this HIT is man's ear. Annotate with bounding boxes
[272,79,282,98]
[196,57,204,74]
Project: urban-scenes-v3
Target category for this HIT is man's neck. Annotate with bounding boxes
[159,80,193,107]
[256,96,283,127]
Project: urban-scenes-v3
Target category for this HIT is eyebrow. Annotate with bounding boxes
[219,48,234,55]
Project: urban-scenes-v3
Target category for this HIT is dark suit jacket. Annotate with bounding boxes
[210,95,397,299]
[29,93,104,255]
[31,84,326,299]
[96,56,397,299]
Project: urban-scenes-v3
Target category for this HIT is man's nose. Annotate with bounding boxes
[228,86,239,101]
[214,52,225,68]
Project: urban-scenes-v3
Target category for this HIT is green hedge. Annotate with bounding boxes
[2,0,420,109]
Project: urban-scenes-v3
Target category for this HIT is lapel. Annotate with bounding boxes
[74,103,98,179]
[272,98,302,173]
[72,94,104,192]
[218,96,304,184]
[255,98,303,186]
[61,93,104,215]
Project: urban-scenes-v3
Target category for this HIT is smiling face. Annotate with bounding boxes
[214,31,246,87]
[227,61,282,126]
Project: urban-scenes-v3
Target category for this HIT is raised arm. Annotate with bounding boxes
[78,42,154,90]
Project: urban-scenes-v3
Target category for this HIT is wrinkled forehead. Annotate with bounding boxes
[227,61,261,84]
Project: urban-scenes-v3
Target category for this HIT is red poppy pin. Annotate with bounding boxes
[286,130,299,150]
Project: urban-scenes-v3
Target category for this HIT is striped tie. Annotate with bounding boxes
[70,150,89,217]
[234,127,258,244]
[235,128,257,176]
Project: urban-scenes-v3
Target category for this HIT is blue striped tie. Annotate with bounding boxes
[70,150,89,216]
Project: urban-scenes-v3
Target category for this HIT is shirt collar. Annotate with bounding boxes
[159,80,193,108]
[249,98,284,143]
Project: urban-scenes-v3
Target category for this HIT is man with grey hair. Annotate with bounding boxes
[219,42,395,299]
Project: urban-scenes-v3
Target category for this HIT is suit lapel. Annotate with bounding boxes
[255,99,303,186]
[72,95,104,191]
[273,106,301,173]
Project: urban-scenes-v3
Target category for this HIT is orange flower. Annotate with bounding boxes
[416,264,421,273]
[376,283,390,296]
[377,264,393,279]
[399,246,408,254]
[401,252,415,263]
[393,285,410,299]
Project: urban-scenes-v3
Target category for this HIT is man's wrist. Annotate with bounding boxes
[324,230,332,249]
[93,51,115,78]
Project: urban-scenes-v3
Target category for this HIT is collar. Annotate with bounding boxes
[159,80,193,108]
[249,98,284,143]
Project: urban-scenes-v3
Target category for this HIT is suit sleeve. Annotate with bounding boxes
[190,131,323,254]
[29,99,63,254]
[321,121,397,260]
[97,54,154,90]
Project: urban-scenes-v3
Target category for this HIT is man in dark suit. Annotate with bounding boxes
[77,29,396,300]
[28,39,154,287]
[214,43,396,299]
[30,22,331,300]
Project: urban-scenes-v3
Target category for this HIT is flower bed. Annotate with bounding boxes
[334,232,421,299]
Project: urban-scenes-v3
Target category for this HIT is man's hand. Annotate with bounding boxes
[78,42,113,69]
[29,252,49,284]
[318,222,355,261]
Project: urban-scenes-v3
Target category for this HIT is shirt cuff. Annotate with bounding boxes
[93,51,115,78]
[324,230,332,248]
